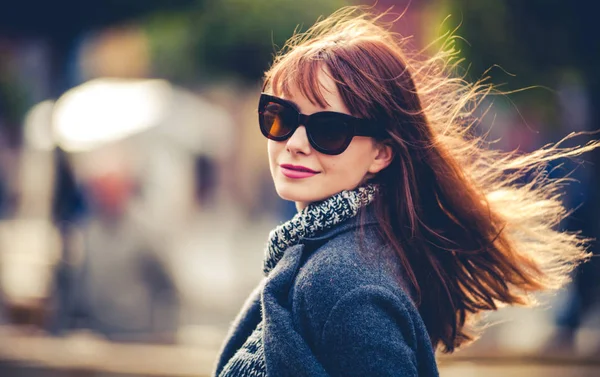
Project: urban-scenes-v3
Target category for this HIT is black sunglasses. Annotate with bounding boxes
[258,93,383,155]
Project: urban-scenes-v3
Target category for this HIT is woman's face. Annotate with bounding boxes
[268,67,392,211]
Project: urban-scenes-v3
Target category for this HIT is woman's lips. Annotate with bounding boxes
[280,165,319,179]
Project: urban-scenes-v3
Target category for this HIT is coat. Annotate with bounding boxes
[214,210,440,377]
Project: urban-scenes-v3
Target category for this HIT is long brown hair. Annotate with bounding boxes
[262,6,599,353]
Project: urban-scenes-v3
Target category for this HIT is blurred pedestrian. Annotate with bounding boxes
[547,152,600,354]
[65,159,179,343]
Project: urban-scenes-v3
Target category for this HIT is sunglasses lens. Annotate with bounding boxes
[309,115,352,154]
[260,101,296,139]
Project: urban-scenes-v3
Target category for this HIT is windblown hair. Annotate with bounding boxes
[262,6,599,353]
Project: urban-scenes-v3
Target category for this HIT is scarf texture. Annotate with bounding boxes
[263,183,380,276]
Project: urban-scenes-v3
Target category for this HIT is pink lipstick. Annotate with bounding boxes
[280,164,319,179]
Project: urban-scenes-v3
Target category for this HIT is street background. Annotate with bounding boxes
[0,0,598,376]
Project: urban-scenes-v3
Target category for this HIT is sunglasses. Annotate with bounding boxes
[258,93,383,155]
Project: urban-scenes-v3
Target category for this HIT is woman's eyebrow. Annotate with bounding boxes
[281,97,301,111]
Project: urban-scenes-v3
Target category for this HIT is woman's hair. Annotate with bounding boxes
[262,6,599,353]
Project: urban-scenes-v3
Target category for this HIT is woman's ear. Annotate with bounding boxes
[368,142,394,174]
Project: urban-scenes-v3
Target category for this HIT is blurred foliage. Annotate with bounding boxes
[142,0,352,83]
[143,12,199,83]
[430,0,598,129]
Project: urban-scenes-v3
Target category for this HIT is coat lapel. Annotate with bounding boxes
[261,244,330,376]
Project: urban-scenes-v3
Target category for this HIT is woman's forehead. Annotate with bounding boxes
[284,80,350,115]
[275,65,350,114]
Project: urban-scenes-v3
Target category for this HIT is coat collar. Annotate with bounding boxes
[261,243,330,375]
[301,206,379,247]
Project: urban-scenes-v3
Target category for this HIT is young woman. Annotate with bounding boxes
[214,7,597,377]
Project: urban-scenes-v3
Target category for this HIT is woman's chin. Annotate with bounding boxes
[274,183,325,205]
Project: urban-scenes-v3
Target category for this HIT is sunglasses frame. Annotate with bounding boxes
[258,93,383,155]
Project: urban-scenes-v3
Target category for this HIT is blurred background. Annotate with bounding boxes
[0,0,598,376]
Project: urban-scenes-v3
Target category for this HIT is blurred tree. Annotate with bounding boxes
[142,0,352,83]
[433,0,598,131]
[192,0,352,80]
[143,12,199,83]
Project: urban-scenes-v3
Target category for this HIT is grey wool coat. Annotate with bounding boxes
[214,211,440,377]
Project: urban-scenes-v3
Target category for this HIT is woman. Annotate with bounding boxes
[214,7,597,377]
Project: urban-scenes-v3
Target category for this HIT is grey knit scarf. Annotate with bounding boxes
[263,183,380,276]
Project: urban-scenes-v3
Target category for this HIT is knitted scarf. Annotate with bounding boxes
[263,183,380,276]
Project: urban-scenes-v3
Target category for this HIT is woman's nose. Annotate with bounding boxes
[285,125,312,155]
